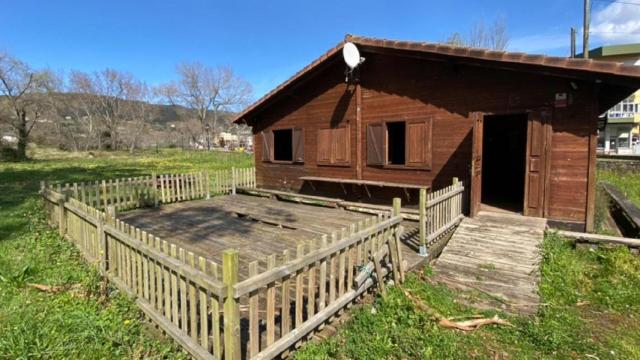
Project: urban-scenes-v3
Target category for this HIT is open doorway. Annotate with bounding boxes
[481,114,528,213]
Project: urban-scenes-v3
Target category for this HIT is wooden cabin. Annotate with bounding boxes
[233,35,640,231]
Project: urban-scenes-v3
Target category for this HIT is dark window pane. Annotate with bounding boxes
[273,129,293,161]
[386,121,406,165]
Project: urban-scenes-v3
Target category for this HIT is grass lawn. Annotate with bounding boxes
[295,232,640,359]
[3,148,639,359]
[0,147,252,359]
[599,169,640,207]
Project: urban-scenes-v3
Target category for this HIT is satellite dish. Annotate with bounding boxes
[343,42,362,69]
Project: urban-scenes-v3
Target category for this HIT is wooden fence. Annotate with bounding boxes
[43,168,256,212]
[40,172,404,360]
[417,178,465,255]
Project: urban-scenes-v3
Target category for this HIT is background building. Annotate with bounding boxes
[588,44,640,155]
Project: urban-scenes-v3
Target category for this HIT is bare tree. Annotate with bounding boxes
[445,16,510,51]
[0,52,48,159]
[159,63,252,150]
[69,69,140,150]
[123,82,157,153]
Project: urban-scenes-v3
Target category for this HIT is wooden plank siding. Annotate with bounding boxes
[250,52,600,226]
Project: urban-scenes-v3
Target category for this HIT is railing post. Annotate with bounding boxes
[223,249,240,360]
[106,206,117,223]
[152,172,159,208]
[97,215,108,274]
[57,193,68,236]
[390,198,405,283]
[231,167,237,195]
[205,171,211,199]
[419,188,428,257]
[101,180,108,210]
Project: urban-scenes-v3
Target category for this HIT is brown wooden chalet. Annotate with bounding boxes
[233,35,640,231]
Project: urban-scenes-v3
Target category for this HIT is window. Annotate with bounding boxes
[317,126,350,166]
[273,129,293,161]
[366,119,432,169]
[261,128,304,163]
[386,122,406,165]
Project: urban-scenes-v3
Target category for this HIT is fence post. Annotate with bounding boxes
[205,171,211,199]
[419,188,428,257]
[223,249,240,360]
[57,193,68,236]
[106,206,117,223]
[390,198,405,283]
[231,167,237,195]
[151,172,158,208]
[97,215,108,275]
[101,180,108,210]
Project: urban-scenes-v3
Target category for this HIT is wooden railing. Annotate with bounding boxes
[42,189,226,359]
[233,206,404,359]
[40,172,404,360]
[417,178,465,255]
[44,167,257,211]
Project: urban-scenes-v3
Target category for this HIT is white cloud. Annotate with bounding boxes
[591,3,640,44]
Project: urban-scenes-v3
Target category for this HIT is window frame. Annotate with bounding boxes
[262,126,304,165]
[366,118,432,170]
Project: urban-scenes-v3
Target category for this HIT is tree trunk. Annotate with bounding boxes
[110,129,118,150]
[16,110,28,160]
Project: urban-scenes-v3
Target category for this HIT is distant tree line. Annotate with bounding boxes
[0,52,252,160]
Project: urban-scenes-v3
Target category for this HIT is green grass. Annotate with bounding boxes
[295,232,640,360]
[599,169,640,207]
[0,147,253,359]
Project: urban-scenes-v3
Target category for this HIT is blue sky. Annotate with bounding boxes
[2,0,639,99]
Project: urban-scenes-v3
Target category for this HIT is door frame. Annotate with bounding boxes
[469,109,552,218]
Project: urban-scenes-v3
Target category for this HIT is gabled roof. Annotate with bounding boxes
[234,34,640,124]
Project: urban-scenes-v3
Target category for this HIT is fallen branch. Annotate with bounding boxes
[27,283,83,294]
[402,287,514,331]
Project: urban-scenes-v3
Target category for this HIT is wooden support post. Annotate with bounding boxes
[419,188,427,257]
[231,167,236,195]
[40,180,46,193]
[57,194,68,236]
[151,172,158,207]
[223,250,240,360]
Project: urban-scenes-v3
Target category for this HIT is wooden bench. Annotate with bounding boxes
[299,176,429,199]
[236,187,344,207]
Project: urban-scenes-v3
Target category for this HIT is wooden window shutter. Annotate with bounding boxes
[333,126,351,164]
[261,131,272,162]
[292,128,304,163]
[405,119,432,168]
[366,123,385,166]
[317,128,332,164]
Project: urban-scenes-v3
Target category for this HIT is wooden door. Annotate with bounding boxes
[523,110,551,217]
[470,112,484,217]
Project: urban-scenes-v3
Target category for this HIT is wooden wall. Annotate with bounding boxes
[250,52,598,225]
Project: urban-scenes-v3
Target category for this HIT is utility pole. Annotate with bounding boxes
[571,27,577,58]
[583,0,590,58]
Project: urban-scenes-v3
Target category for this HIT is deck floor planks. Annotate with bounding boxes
[120,194,426,281]
[432,211,546,315]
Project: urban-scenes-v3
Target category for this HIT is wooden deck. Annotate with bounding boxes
[432,211,546,315]
[120,194,425,280]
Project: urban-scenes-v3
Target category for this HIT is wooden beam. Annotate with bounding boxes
[355,82,363,180]
[557,230,640,249]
